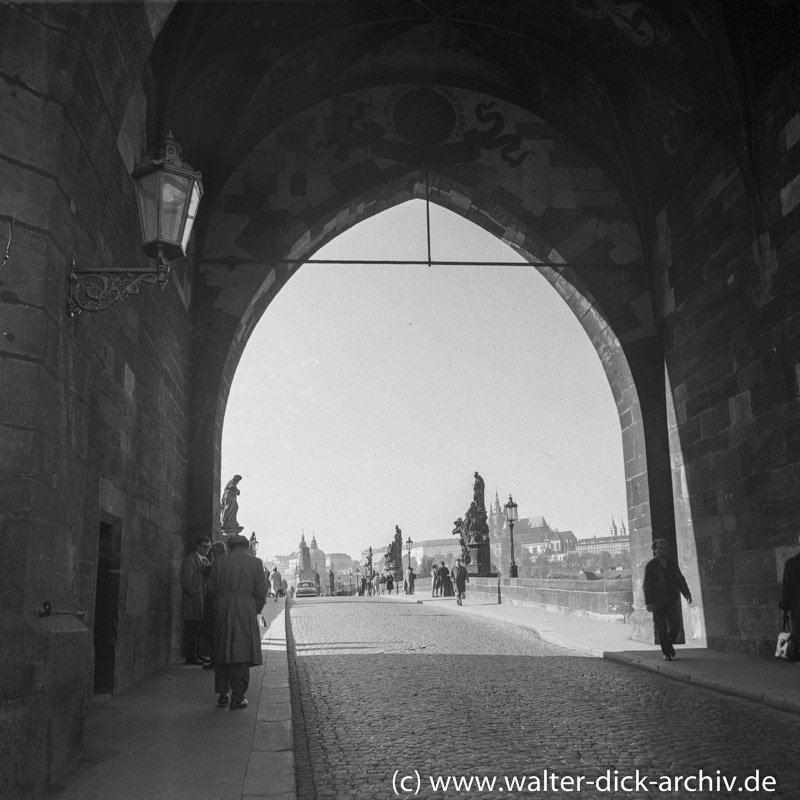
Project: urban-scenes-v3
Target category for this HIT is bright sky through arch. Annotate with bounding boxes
[221,200,627,560]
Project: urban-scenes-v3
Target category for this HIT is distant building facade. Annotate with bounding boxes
[407,538,462,566]
[268,537,358,586]
[486,491,576,569]
[327,552,357,573]
[575,534,630,556]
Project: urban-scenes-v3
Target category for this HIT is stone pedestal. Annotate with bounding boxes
[467,540,493,577]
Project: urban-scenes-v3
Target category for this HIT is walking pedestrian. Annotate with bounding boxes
[437,561,453,597]
[181,536,211,665]
[386,572,394,593]
[431,564,439,596]
[405,565,415,595]
[269,566,282,601]
[207,534,267,709]
[451,558,469,605]
[643,538,692,661]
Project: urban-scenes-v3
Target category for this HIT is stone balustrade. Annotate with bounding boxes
[414,576,634,623]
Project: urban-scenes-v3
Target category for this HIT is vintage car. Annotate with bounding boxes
[295,580,319,598]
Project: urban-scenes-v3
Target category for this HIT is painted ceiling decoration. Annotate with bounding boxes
[316,86,537,168]
[570,0,672,48]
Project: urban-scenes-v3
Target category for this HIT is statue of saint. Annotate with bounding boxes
[473,471,486,513]
[464,501,479,543]
[450,519,472,564]
[221,475,242,530]
[458,534,472,565]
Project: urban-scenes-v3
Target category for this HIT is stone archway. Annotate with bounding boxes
[8,3,800,793]
[186,83,687,640]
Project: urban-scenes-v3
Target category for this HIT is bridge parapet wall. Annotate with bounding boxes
[415,577,634,623]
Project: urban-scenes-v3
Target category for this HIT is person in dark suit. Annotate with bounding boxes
[200,540,227,671]
[779,544,800,636]
[451,558,469,606]
[643,538,692,661]
[181,536,211,665]
[207,534,267,709]
[437,561,453,597]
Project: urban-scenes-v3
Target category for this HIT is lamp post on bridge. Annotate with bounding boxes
[504,495,518,578]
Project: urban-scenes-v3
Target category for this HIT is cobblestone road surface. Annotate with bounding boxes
[287,598,800,799]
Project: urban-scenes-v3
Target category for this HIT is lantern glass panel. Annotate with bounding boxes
[135,171,159,244]
[159,172,190,245]
[180,180,202,254]
[505,501,518,524]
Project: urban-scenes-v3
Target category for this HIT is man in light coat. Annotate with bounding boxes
[207,534,267,709]
[269,566,283,601]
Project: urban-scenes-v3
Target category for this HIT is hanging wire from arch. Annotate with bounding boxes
[275,167,573,269]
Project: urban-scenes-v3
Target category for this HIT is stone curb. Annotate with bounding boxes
[245,605,297,800]
[603,651,800,716]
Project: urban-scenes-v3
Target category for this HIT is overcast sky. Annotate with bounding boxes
[221,200,627,560]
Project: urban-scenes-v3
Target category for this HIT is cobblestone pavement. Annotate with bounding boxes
[288,598,800,800]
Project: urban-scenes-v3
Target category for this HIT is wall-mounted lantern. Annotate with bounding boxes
[68,132,203,315]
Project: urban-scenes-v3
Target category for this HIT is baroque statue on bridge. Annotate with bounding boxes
[451,518,472,564]
[221,474,243,533]
[473,471,486,513]
[451,471,492,576]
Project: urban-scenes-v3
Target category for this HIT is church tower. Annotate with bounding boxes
[489,489,504,538]
[298,533,313,578]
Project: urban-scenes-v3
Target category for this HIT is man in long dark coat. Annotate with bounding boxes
[207,534,267,709]
[451,558,469,606]
[181,535,211,664]
[643,538,692,661]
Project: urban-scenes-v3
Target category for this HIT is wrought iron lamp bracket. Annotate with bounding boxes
[68,250,170,316]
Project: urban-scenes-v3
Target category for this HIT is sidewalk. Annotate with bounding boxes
[37,594,800,800]
[37,600,293,800]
